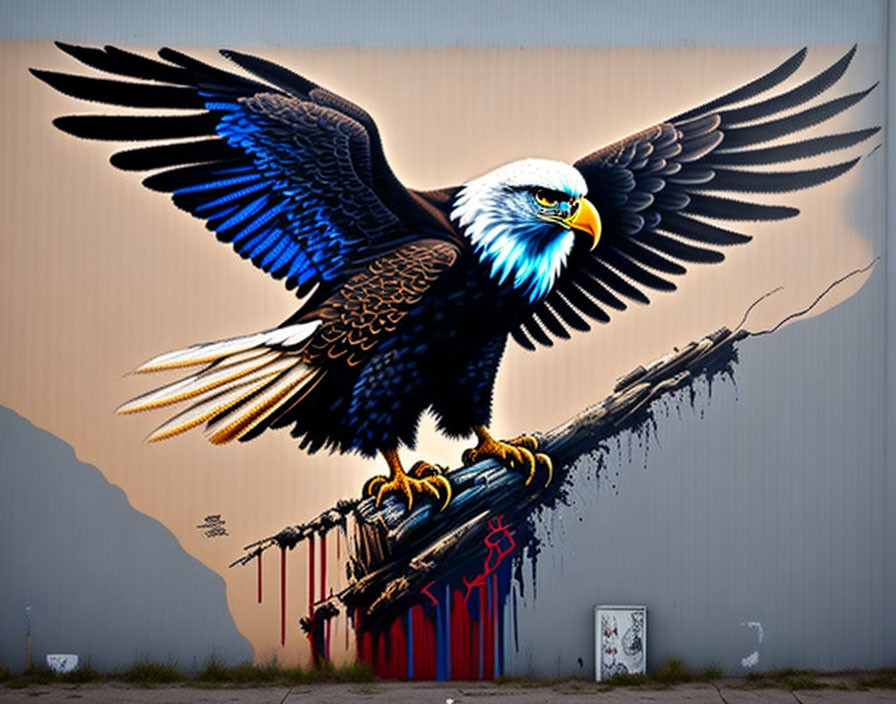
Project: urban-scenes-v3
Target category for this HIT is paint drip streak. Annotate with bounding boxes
[321,533,329,661]
[308,534,316,665]
[280,547,286,646]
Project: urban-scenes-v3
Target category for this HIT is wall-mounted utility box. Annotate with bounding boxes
[595,605,646,681]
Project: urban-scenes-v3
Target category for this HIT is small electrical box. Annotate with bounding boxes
[595,605,646,681]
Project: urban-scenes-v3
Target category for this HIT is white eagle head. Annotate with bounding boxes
[450,158,601,303]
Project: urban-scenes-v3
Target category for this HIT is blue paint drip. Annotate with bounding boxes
[435,599,447,681]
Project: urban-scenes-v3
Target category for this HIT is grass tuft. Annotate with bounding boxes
[60,662,102,683]
[0,667,10,683]
[25,666,57,684]
[774,668,826,691]
[701,664,724,680]
[226,661,280,684]
[606,671,649,686]
[652,656,693,685]
[858,669,896,689]
[197,655,230,683]
[121,661,184,685]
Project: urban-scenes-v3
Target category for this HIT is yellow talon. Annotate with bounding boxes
[537,452,553,487]
[464,426,552,488]
[364,450,452,512]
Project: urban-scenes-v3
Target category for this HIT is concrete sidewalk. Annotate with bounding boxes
[1,681,895,703]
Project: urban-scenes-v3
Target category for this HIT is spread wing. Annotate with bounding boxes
[32,43,453,308]
[118,239,460,447]
[512,46,879,349]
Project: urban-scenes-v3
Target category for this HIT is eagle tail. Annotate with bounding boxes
[117,322,324,444]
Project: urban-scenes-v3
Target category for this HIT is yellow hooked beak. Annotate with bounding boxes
[566,197,601,250]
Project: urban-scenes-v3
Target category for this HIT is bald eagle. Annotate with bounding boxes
[32,44,877,509]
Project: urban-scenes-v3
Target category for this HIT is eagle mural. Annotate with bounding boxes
[33,43,877,511]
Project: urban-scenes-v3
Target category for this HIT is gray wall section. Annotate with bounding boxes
[0,0,885,47]
[883,0,895,669]
[0,407,252,672]
[509,268,890,678]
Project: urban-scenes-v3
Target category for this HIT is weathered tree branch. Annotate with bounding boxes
[231,262,876,630]
[231,325,746,627]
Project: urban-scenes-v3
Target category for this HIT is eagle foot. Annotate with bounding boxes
[462,428,553,487]
[364,455,451,512]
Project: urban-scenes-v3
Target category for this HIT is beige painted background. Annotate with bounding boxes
[0,42,882,664]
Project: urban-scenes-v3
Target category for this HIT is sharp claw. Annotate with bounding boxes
[364,475,386,496]
[462,449,476,466]
[420,479,441,500]
[513,435,539,452]
[518,447,536,484]
[537,453,553,487]
[433,475,452,511]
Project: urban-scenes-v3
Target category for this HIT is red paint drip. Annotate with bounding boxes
[389,617,407,679]
[492,572,499,677]
[485,586,495,678]
[308,534,316,612]
[411,605,437,680]
[279,547,286,646]
[463,515,516,603]
[256,551,263,604]
[321,533,329,661]
[308,534,316,666]
[449,588,473,679]
[350,516,516,680]
[320,534,327,610]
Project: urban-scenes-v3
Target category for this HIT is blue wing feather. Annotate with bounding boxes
[36,44,449,302]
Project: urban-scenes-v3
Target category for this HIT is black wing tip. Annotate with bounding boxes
[50,115,78,136]
[54,39,95,56]
[28,67,50,82]
[219,49,252,67]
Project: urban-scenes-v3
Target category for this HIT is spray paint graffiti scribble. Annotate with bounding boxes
[196,514,229,538]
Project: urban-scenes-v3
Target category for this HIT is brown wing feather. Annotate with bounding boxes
[307,239,459,369]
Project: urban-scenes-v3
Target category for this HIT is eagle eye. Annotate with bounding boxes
[535,189,559,208]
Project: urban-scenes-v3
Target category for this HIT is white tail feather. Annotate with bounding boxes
[144,373,282,442]
[118,351,286,414]
[134,321,321,373]
[205,365,320,445]
[122,321,324,444]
